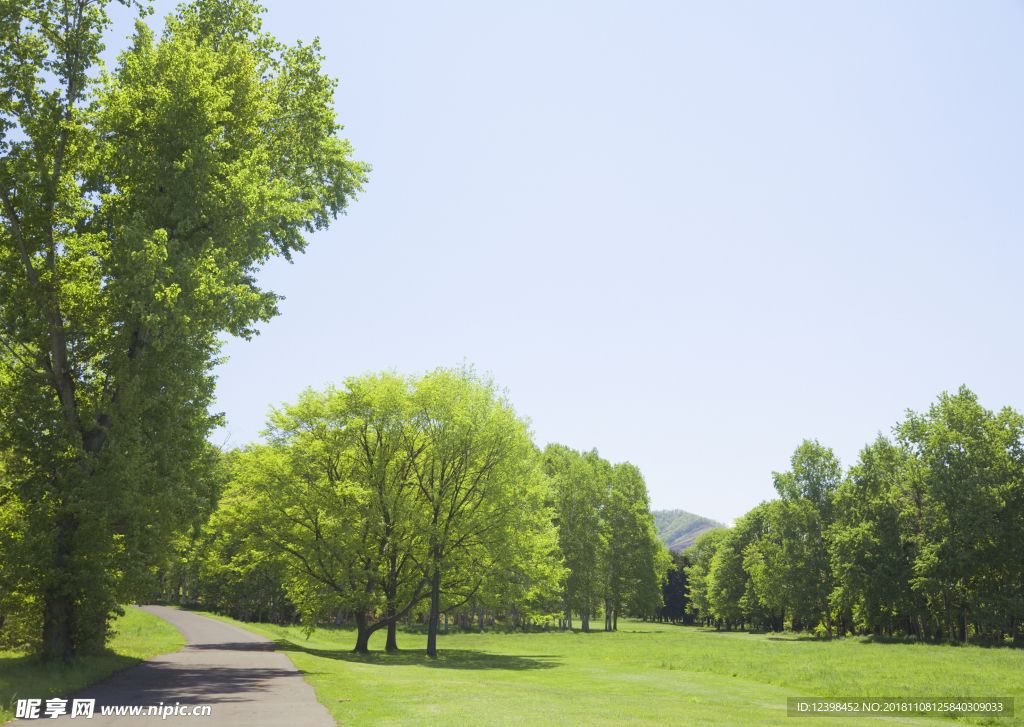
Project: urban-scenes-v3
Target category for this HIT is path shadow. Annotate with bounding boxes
[70,661,304,704]
[184,641,277,652]
[274,640,560,672]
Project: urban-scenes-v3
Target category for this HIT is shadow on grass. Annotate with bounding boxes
[274,639,561,672]
[694,628,788,637]
[0,650,141,714]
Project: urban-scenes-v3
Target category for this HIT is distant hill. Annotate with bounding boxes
[652,509,726,553]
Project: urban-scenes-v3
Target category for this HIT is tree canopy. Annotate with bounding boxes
[0,0,368,660]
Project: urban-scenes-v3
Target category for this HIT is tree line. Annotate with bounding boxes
[685,387,1024,644]
[123,369,669,656]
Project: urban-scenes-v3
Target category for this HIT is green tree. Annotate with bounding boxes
[703,503,784,631]
[829,436,928,637]
[0,0,368,659]
[407,366,539,657]
[232,373,429,653]
[684,527,727,625]
[740,500,788,632]
[897,386,1024,642]
[772,440,842,635]
[602,462,669,629]
[545,445,607,632]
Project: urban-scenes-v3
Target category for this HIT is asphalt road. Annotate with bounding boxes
[46,606,336,726]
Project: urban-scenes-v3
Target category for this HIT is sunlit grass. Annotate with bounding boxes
[0,607,184,725]
[197,612,1023,726]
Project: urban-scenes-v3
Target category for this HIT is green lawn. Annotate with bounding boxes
[0,607,184,725]
[195,613,1023,727]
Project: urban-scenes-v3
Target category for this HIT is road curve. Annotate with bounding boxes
[49,606,335,726]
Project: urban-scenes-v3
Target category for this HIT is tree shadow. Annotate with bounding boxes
[273,640,561,671]
[0,650,142,714]
[183,641,278,652]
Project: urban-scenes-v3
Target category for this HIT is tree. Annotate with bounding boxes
[602,462,669,628]
[0,0,368,659]
[658,552,691,624]
[684,527,727,625]
[406,366,538,657]
[233,374,429,653]
[829,436,928,637]
[896,386,1024,642]
[739,500,787,632]
[545,445,607,632]
[772,440,842,635]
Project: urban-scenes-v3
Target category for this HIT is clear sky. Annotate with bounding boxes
[106,1,1024,523]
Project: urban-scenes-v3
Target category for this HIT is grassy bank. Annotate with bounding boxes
[192,612,1023,726]
[0,607,184,724]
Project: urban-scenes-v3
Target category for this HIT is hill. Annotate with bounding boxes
[652,509,726,552]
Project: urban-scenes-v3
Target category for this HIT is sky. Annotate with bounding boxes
[105,1,1024,523]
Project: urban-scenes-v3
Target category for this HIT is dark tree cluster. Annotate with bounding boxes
[655,552,692,625]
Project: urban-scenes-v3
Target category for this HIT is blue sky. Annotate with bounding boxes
[107,1,1024,523]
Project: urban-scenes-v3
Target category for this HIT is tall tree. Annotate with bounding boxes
[684,527,727,625]
[0,0,368,659]
[896,386,1024,642]
[829,436,929,637]
[772,440,842,635]
[602,462,668,629]
[233,374,429,654]
[406,366,537,657]
[545,445,607,632]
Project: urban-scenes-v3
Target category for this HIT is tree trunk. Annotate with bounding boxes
[426,567,441,657]
[614,609,618,631]
[354,610,371,653]
[42,509,77,663]
[384,599,399,651]
[581,609,589,633]
[958,601,968,643]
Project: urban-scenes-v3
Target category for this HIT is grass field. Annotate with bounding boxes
[195,612,1023,727]
[0,607,185,725]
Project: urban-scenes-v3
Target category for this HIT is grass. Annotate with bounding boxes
[186,611,1024,727]
[0,607,185,725]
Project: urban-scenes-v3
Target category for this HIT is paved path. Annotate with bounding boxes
[49,606,335,726]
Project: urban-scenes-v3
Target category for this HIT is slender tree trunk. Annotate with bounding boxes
[426,567,441,657]
[613,609,618,631]
[958,601,968,643]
